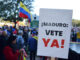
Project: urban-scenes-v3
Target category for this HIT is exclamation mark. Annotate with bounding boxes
[61,40,65,48]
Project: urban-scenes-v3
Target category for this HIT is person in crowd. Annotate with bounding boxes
[1,31,8,41]
[28,28,32,37]
[28,31,38,60]
[13,28,18,35]
[71,28,77,42]
[9,26,14,36]
[6,27,11,37]
[72,28,77,42]
[17,30,24,49]
[0,31,7,60]
[23,28,29,47]
[0,27,3,35]
[3,35,20,60]
[76,29,80,42]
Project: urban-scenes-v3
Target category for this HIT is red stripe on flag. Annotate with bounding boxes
[19,12,28,18]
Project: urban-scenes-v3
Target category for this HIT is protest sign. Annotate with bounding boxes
[37,8,72,59]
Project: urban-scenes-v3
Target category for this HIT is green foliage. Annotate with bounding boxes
[72,19,80,27]
[0,0,34,21]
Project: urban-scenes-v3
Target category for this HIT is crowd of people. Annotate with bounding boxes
[0,25,38,60]
[0,25,80,60]
[71,27,80,42]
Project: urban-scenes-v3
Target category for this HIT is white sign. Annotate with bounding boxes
[37,8,72,59]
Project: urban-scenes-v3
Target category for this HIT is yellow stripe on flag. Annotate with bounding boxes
[33,36,38,40]
[20,2,30,14]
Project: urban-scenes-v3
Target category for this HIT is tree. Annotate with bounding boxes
[0,0,34,27]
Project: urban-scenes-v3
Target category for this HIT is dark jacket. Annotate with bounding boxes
[58,49,80,60]
[28,36,37,52]
[23,31,28,43]
[0,35,7,60]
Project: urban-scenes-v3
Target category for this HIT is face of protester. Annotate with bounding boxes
[12,39,16,44]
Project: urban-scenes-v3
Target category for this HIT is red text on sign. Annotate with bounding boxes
[42,38,65,48]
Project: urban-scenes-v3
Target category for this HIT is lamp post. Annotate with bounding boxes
[14,0,18,28]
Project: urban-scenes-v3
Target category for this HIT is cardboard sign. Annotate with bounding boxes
[37,8,72,59]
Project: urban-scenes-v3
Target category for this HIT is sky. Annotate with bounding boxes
[32,0,80,20]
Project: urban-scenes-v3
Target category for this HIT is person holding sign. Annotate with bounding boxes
[28,31,38,60]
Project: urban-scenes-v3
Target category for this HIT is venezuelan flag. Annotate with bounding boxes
[19,2,32,22]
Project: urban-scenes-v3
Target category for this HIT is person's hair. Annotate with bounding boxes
[7,35,17,44]
[7,35,17,53]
